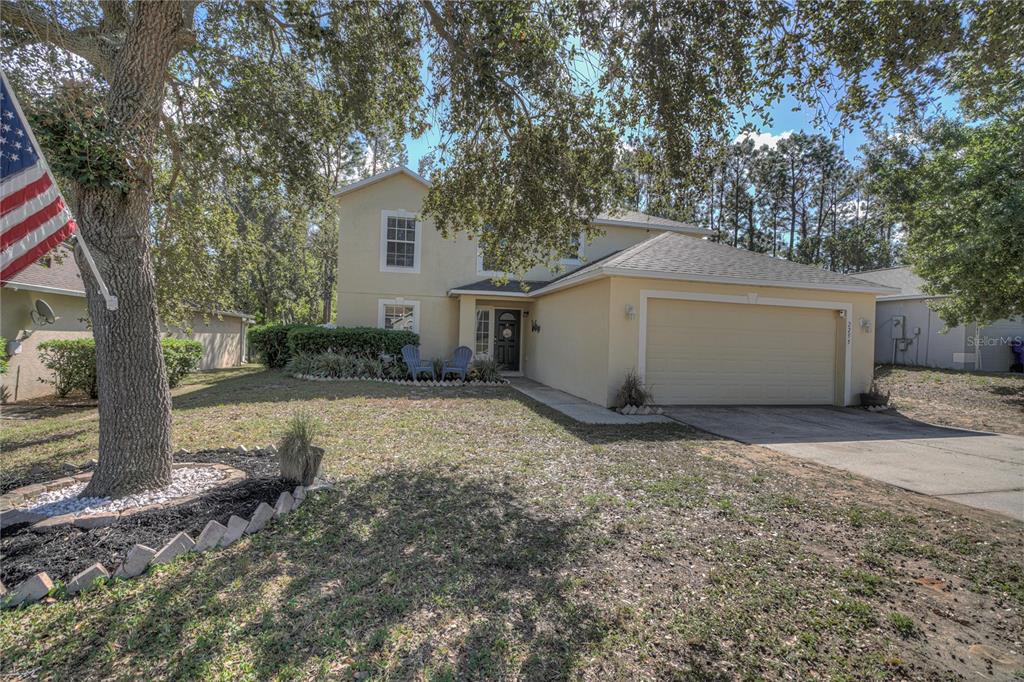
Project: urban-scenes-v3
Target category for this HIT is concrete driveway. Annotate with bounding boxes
[663,406,1024,521]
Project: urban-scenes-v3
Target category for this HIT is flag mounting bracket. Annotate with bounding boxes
[71,234,118,311]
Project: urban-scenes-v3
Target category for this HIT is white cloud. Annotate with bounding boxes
[734,130,794,149]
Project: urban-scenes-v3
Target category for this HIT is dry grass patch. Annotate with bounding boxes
[1,367,1021,680]
[874,365,1024,436]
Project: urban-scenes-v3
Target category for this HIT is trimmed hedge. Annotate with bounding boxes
[37,338,203,398]
[247,324,301,368]
[162,339,204,387]
[286,326,419,359]
[36,339,97,397]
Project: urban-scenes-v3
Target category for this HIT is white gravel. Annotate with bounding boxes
[18,467,225,518]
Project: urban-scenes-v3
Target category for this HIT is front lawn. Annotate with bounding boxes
[874,365,1024,436]
[1,367,1022,679]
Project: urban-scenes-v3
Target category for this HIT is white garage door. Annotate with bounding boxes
[644,299,838,405]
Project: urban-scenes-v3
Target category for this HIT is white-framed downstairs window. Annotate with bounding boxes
[474,308,493,357]
[378,299,420,333]
[380,210,421,273]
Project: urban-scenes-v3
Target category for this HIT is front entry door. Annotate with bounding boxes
[494,309,521,372]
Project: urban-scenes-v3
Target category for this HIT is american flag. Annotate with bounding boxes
[1,73,78,283]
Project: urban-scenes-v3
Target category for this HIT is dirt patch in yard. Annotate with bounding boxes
[0,449,292,586]
[874,365,1024,435]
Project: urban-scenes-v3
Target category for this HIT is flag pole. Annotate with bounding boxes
[1,69,118,311]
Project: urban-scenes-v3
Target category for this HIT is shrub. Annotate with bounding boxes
[278,410,325,486]
[382,355,407,380]
[37,338,203,397]
[310,351,357,378]
[37,339,97,398]
[283,352,318,377]
[286,325,419,359]
[162,339,203,388]
[617,369,651,407]
[354,356,384,378]
[248,324,300,368]
[468,357,502,383]
[0,336,8,375]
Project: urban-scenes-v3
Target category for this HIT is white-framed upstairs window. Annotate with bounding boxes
[474,307,493,357]
[378,298,420,334]
[558,232,584,266]
[380,210,421,273]
[476,224,505,277]
[476,251,505,277]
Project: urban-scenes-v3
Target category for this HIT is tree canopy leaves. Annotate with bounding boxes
[2,0,1020,291]
[872,115,1024,327]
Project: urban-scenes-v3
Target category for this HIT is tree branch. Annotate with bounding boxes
[2,1,112,75]
[98,0,128,33]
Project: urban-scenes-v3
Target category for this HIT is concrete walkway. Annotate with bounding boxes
[664,406,1024,521]
[508,377,670,425]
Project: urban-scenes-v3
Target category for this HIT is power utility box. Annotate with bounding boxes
[891,315,906,340]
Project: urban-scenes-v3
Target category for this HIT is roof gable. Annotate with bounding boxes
[332,165,431,198]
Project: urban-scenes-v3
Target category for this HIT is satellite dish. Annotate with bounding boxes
[31,299,57,326]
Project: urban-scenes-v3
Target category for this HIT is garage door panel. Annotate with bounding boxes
[645,299,837,405]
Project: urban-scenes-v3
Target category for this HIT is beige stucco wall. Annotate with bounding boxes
[605,277,878,408]
[0,289,92,401]
[166,314,248,371]
[1,287,248,401]
[524,279,611,405]
[334,172,692,359]
[335,174,473,359]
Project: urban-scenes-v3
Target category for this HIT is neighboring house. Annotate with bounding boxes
[1,249,254,401]
[335,166,895,407]
[855,266,1024,371]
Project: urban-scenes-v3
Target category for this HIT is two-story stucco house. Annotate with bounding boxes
[335,166,895,408]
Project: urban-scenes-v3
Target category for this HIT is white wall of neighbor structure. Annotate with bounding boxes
[874,299,1024,371]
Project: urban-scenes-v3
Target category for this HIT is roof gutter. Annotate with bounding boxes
[447,288,536,299]
[876,293,947,302]
[592,217,711,236]
[2,282,86,298]
[530,266,901,297]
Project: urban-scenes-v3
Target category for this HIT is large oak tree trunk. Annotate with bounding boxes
[73,2,191,498]
[77,187,173,497]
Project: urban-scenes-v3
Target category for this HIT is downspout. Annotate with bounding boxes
[924,308,933,366]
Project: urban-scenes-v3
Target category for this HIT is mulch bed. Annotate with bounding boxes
[0,448,293,587]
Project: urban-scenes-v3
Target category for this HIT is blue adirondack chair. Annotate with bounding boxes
[442,346,474,381]
[401,344,436,381]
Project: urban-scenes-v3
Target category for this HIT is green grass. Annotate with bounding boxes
[1,367,1022,680]
[888,612,920,639]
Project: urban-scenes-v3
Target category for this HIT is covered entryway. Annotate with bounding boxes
[643,298,839,405]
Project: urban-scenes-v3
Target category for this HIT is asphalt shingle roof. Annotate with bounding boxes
[451,279,550,294]
[538,232,895,293]
[2,247,85,294]
[3,246,254,318]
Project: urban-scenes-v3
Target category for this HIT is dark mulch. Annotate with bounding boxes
[0,448,293,586]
